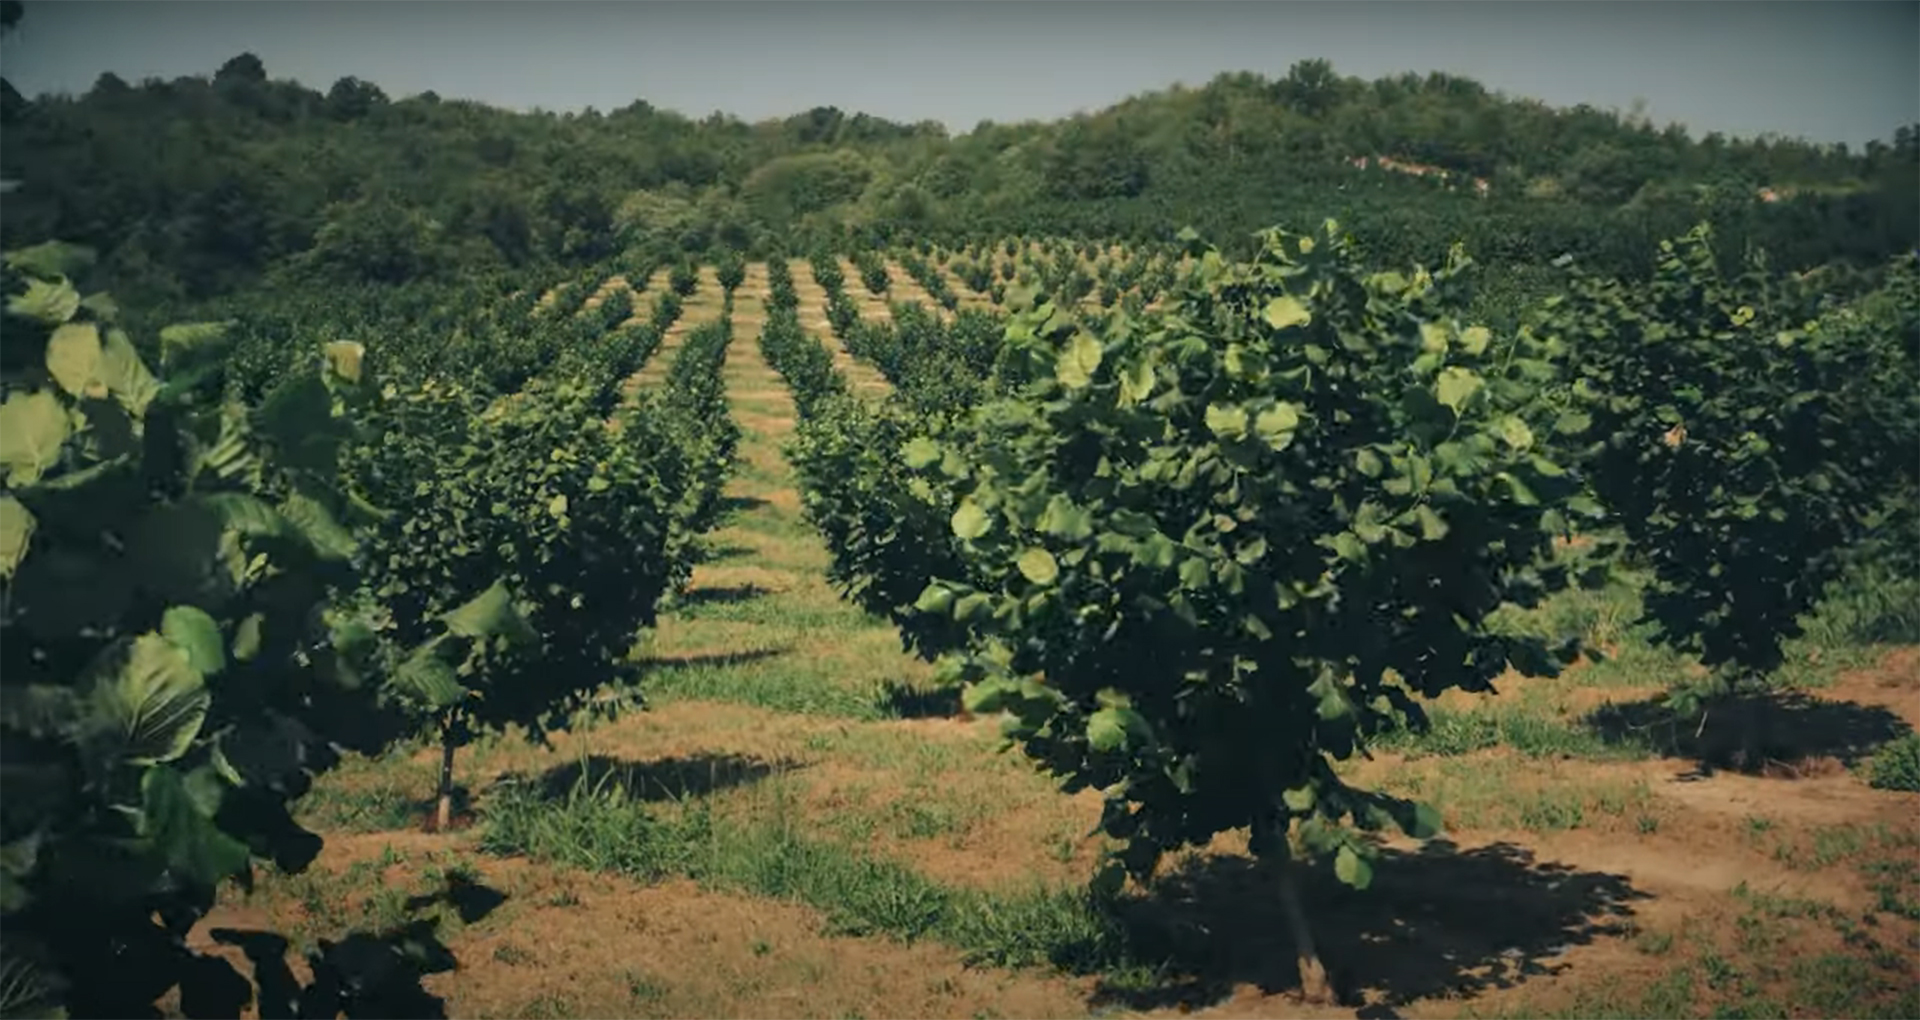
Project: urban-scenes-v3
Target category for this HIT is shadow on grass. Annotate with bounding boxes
[532,751,799,803]
[205,870,497,1019]
[1584,689,1912,776]
[875,679,964,719]
[699,543,759,563]
[718,495,770,516]
[635,646,790,671]
[1091,840,1648,1013]
[678,583,775,606]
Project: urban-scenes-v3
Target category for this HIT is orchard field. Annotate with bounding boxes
[5,28,1920,1018]
[7,228,1916,1020]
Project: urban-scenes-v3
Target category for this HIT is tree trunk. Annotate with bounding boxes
[435,724,458,832]
[1276,851,1337,1005]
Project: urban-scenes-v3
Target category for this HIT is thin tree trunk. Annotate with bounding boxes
[435,723,458,832]
[1276,851,1337,1005]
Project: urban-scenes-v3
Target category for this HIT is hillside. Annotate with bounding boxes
[2,53,1915,308]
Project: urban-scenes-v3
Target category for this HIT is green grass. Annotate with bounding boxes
[478,775,1132,975]
[1374,703,1652,760]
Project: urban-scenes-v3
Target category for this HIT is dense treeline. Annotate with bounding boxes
[2,43,1915,309]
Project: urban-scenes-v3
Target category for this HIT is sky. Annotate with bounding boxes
[1,1,1915,147]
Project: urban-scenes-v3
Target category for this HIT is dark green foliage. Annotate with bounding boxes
[0,244,445,1018]
[1544,230,1920,697]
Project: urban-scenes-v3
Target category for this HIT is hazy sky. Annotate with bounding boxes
[1,1,1915,146]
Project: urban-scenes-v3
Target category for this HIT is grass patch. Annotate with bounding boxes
[1381,757,1662,833]
[478,777,1130,974]
[1375,703,1652,760]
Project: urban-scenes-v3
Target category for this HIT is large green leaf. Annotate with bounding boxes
[1086,704,1149,753]
[0,495,33,579]
[85,634,211,766]
[157,321,234,372]
[160,606,226,677]
[390,641,468,710]
[442,578,539,647]
[1262,295,1312,330]
[1334,843,1374,890]
[1253,403,1302,452]
[1434,367,1483,414]
[99,327,160,419]
[45,322,104,398]
[138,766,251,887]
[951,500,992,540]
[1055,332,1103,389]
[0,390,71,486]
[6,277,80,325]
[1016,547,1059,585]
[279,492,357,561]
[4,240,96,279]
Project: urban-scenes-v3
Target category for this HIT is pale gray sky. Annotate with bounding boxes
[2,1,1915,146]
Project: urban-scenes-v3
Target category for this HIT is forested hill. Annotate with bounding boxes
[2,48,1915,306]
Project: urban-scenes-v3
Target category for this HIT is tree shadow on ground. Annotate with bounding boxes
[875,679,964,719]
[699,543,758,563]
[1089,839,1648,1014]
[1584,689,1911,776]
[678,584,775,606]
[634,647,790,671]
[531,751,799,803]
[206,869,498,1019]
[718,495,770,516]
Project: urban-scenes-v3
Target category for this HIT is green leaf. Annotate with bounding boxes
[139,765,252,887]
[46,322,104,397]
[1496,416,1535,451]
[951,500,992,540]
[1459,325,1493,355]
[1205,404,1248,440]
[443,579,539,647]
[280,492,357,560]
[1419,322,1449,353]
[0,390,71,486]
[953,592,993,623]
[1262,295,1312,330]
[1017,547,1059,585]
[914,583,956,614]
[1553,410,1592,436]
[7,277,81,325]
[1400,800,1442,840]
[99,327,160,418]
[547,493,569,518]
[391,641,467,709]
[5,240,96,279]
[86,634,210,766]
[1087,705,1148,752]
[1435,367,1482,414]
[1334,844,1373,890]
[198,492,286,541]
[1178,557,1211,589]
[1282,784,1317,812]
[901,436,942,470]
[1253,403,1302,452]
[1056,331,1103,389]
[1038,495,1094,540]
[158,321,234,371]
[1354,448,1383,478]
[232,613,264,662]
[161,606,226,677]
[81,290,121,322]
[323,340,365,383]
[1117,358,1155,406]
[0,495,33,579]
